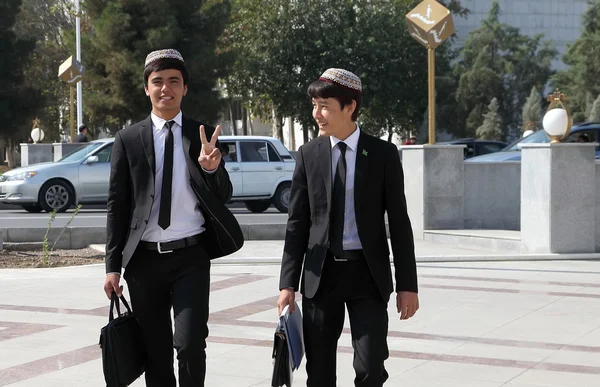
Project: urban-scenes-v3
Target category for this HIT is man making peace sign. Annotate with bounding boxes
[104,49,244,387]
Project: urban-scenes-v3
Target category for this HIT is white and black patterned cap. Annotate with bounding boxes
[319,68,362,92]
[145,49,184,67]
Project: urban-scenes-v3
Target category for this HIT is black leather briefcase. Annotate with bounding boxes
[271,323,292,387]
[99,291,147,386]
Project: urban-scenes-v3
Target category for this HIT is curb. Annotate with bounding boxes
[1,223,389,248]
[0,224,290,249]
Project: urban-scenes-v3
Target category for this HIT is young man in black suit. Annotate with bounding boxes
[74,124,89,142]
[277,68,419,387]
[103,49,243,387]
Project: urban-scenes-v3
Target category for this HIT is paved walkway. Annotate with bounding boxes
[1,241,600,386]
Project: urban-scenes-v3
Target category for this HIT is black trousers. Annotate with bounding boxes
[302,256,389,387]
[124,243,211,387]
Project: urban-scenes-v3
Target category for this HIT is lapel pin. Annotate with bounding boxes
[362,150,368,156]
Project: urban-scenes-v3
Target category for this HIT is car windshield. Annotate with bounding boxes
[58,142,106,162]
[502,130,550,152]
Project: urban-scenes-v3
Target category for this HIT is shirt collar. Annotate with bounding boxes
[151,111,183,131]
[330,124,360,152]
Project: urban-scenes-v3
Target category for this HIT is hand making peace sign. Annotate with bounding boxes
[198,124,222,171]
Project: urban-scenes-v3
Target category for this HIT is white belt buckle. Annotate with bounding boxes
[157,242,173,254]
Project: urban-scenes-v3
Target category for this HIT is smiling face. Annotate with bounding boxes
[312,97,357,139]
[144,69,188,120]
[307,78,362,140]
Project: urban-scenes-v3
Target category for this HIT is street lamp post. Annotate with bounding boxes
[406,0,455,144]
[58,56,84,142]
[75,0,83,127]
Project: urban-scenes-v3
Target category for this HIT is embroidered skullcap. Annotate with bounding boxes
[144,49,184,67]
[319,68,362,92]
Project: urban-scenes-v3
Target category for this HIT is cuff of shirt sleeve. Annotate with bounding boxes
[202,166,218,174]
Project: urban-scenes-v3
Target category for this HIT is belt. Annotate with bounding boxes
[140,233,205,254]
[330,249,364,262]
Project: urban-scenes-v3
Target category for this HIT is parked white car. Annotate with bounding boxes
[218,136,295,213]
[0,136,295,214]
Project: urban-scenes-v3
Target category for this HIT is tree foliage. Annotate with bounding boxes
[552,0,600,123]
[522,86,543,132]
[14,0,75,142]
[0,0,38,144]
[476,97,503,141]
[454,1,556,139]
[223,0,468,140]
[588,94,600,123]
[83,0,232,132]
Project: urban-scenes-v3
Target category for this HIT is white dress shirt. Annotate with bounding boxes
[330,125,363,251]
[141,111,206,243]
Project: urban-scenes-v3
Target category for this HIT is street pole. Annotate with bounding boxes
[75,0,83,127]
[428,47,435,144]
[70,86,75,142]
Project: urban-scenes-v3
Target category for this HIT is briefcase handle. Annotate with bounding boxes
[109,288,133,322]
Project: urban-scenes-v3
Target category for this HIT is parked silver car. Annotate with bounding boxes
[0,135,296,213]
[0,139,114,212]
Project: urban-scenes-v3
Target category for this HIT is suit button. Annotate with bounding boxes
[145,220,148,224]
[150,194,154,199]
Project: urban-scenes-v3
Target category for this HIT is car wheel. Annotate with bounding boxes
[39,180,74,213]
[22,204,43,213]
[273,183,291,213]
[244,200,271,213]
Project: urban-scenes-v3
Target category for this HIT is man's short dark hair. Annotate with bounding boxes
[143,58,189,87]
[78,124,88,132]
[307,80,362,121]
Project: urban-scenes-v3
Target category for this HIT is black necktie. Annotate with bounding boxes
[158,120,175,230]
[330,142,347,256]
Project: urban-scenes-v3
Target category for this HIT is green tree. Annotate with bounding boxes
[522,86,543,132]
[552,0,600,123]
[588,94,600,122]
[552,0,600,122]
[14,0,75,143]
[83,0,232,132]
[476,98,503,140]
[456,45,504,135]
[454,1,556,138]
[584,93,596,122]
[0,0,38,166]
[223,0,468,142]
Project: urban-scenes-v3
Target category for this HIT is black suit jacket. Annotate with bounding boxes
[279,131,417,301]
[74,133,88,143]
[105,114,244,274]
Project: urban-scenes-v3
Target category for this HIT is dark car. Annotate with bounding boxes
[466,122,600,163]
[438,138,508,159]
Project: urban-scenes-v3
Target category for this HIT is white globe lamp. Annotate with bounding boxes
[542,89,571,143]
[31,128,45,143]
